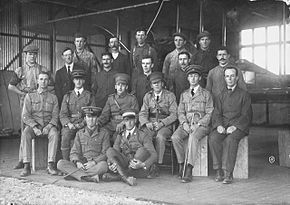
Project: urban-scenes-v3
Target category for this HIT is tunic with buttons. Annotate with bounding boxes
[178,86,213,127]
[98,93,139,132]
[22,90,59,129]
[139,89,178,127]
[70,127,110,163]
[59,90,95,126]
[113,128,157,168]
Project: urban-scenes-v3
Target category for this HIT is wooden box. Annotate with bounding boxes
[233,136,249,179]
[31,137,48,172]
[193,135,208,176]
[278,130,290,167]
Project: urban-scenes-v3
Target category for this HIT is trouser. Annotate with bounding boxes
[22,126,59,163]
[209,129,246,173]
[104,122,119,144]
[171,126,209,166]
[57,159,108,181]
[143,126,173,164]
[61,127,78,160]
[106,147,150,178]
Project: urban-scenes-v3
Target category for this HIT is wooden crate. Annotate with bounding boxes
[193,136,208,176]
[233,136,248,179]
[278,130,290,167]
[31,137,48,172]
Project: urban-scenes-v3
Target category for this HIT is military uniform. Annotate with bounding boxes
[22,89,59,165]
[57,106,110,182]
[139,73,178,164]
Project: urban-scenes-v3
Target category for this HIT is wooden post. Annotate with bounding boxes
[31,137,48,172]
[193,135,208,176]
[278,129,290,167]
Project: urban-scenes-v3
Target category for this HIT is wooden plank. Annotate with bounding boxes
[233,136,248,179]
[32,137,48,172]
[193,135,208,176]
[278,130,290,167]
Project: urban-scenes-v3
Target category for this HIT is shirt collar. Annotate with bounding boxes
[190,85,200,93]
[65,63,74,71]
[74,87,84,95]
[154,91,162,98]
[37,88,47,94]
[126,127,136,139]
[112,52,119,59]
[227,84,237,91]
[144,71,152,77]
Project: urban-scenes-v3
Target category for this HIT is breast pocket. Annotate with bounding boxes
[80,139,89,153]
[45,100,54,112]
[31,100,41,111]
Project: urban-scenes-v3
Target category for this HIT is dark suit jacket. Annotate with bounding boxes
[55,65,74,107]
[112,52,130,74]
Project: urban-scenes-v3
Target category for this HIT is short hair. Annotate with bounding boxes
[178,51,190,59]
[74,33,87,41]
[62,47,73,55]
[224,66,238,76]
[135,27,147,34]
[141,55,153,62]
[38,71,50,77]
[216,46,230,55]
[109,36,119,41]
[101,52,113,59]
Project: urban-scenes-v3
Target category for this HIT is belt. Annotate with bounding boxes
[149,113,168,119]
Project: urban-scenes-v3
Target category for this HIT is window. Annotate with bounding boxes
[240,24,290,75]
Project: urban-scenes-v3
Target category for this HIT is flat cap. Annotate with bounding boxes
[122,108,138,119]
[186,64,203,76]
[114,73,130,85]
[173,32,187,40]
[149,72,163,83]
[74,32,87,40]
[71,69,86,79]
[23,45,39,53]
[82,106,102,117]
[196,30,211,42]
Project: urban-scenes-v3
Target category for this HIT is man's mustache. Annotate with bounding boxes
[219,58,226,61]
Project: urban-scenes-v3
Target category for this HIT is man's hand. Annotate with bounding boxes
[76,162,85,170]
[146,122,154,131]
[226,126,237,134]
[153,122,164,131]
[33,127,42,136]
[108,162,117,173]
[217,125,226,134]
[67,122,76,130]
[129,159,144,170]
[42,124,52,135]
[116,122,125,133]
[84,161,96,170]
[74,123,83,129]
[183,122,190,133]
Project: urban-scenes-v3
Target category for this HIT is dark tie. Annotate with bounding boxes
[191,89,195,97]
[67,66,71,75]
[156,96,159,102]
[77,91,80,97]
[127,132,131,140]
[227,88,232,93]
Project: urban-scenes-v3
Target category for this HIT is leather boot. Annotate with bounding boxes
[20,163,31,177]
[61,150,70,161]
[215,169,224,182]
[111,157,137,186]
[147,163,159,179]
[177,163,184,179]
[181,164,193,183]
[14,161,24,169]
[223,170,233,184]
[47,162,58,175]
[102,172,122,182]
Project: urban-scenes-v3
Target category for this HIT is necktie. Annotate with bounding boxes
[191,89,195,97]
[127,132,131,140]
[227,88,232,93]
[67,66,71,75]
[156,96,159,102]
[77,91,80,97]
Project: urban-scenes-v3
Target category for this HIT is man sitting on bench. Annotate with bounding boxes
[209,65,252,184]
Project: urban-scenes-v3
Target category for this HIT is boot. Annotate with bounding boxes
[20,163,31,177]
[222,170,233,184]
[181,164,193,183]
[47,162,58,175]
[147,163,159,179]
[177,163,184,179]
[61,150,70,161]
[215,169,224,182]
[102,172,122,182]
[14,161,24,169]
[111,157,137,186]
[81,175,99,183]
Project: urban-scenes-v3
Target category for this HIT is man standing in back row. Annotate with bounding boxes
[209,66,252,184]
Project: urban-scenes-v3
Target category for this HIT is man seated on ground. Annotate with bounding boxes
[57,106,110,183]
[171,66,213,183]
[139,72,177,167]
[59,69,95,160]
[104,109,158,186]
[209,66,252,184]
[21,71,59,177]
[97,73,139,143]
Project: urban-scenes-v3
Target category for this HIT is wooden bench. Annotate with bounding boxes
[233,136,249,179]
[278,129,290,167]
[193,136,208,176]
[31,137,48,172]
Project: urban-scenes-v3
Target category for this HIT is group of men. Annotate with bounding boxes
[8,28,252,186]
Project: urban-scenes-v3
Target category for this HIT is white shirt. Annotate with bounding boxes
[126,127,136,139]
[227,84,237,91]
[154,91,162,101]
[112,52,119,60]
[190,85,200,94]
[66,63,74,73]
[74,87,84,95]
